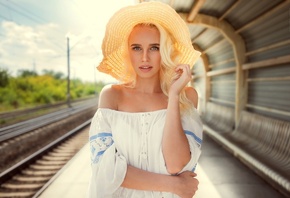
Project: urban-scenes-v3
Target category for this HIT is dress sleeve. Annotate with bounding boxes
[179,108,203,173]
[88,109,127,198]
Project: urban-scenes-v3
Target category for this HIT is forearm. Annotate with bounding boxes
[121,165,177,193]
[162,93,191,174]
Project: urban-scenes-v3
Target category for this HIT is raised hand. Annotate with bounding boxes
[169,64,192,97]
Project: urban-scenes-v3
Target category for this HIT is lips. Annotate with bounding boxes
[139,65,153,72]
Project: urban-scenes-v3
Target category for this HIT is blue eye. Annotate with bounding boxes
[132,46,142,51]
[150,46,159,51]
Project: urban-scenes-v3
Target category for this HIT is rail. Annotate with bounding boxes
[0,119,91,197]
[0,98,97,142]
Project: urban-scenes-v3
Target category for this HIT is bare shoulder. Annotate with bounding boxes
[98,84,121,110]
[185,86,198,108]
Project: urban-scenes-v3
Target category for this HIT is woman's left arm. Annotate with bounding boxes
[162,64,198,175]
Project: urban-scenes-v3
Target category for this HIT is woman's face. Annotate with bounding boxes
[128,25,161,79]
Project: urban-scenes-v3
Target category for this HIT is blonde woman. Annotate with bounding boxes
[88,2,203,197]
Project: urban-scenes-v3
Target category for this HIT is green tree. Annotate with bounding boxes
[42,69,64,80]
[0,68,9,87]
[0,68,104,111]
[17,69,38,77]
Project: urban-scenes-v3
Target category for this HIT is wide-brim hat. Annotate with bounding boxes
[97,1,201,82]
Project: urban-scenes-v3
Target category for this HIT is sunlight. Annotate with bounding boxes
[75,0,136,31]
[195,164,222,198]
[69,0,136,83]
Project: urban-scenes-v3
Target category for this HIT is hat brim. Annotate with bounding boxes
[98,1,201,82]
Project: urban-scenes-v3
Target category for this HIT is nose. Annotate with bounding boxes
[142,50,149,62]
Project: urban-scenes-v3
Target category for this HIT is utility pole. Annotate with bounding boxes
[67,37,71,107]
[33,59,36,73]
[94,65,97,96]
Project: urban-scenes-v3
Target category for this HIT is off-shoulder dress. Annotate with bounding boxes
[88,107,203,198]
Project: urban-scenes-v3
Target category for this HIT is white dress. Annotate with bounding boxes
[88,107,203,198]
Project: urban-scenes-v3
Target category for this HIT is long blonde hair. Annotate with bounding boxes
[125,23,194,113]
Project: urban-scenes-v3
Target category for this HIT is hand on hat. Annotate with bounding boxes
[169,64,192,97]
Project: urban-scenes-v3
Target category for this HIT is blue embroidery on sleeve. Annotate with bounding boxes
[90,132,114,164]
[184,130,202,145]
[191,164,197,172]
[90,132,113,141]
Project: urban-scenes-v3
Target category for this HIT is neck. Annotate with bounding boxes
[133,76,162,94]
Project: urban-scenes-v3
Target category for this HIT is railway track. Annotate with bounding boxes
[0,97,94,125]
[0,97,97,143]
[0,120,91,198]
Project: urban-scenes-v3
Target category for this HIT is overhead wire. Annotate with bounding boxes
[0,1,66,51]
[0,1,67,73]
[0,13,9,20]
[0,0,99,75]
[0,2,45,25]
[6,0,49,24]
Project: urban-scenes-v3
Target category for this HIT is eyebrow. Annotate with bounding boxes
[130,43,160,46]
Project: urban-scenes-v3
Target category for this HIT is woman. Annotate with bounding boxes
[88,2,203,197]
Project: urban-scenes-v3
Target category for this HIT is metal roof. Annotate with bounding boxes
[140,0,290,121]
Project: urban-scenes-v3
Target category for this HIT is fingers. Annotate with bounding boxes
[175,171,199,197]
[190,172,197,177]
[175,64,190,70]
[174,64,192,79]
[175,64,190,73]
[170,64,192,95]
[178,171,197,177]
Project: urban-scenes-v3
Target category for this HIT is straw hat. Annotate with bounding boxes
[97,1,201,82]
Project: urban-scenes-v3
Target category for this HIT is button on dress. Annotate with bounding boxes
[88,107,203,198]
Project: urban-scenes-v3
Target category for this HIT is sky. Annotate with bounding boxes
[0,0,137,83]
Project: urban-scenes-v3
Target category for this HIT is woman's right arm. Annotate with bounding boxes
[123,165,199,198]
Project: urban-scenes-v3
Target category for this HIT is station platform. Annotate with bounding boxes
[37,134,285,198]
